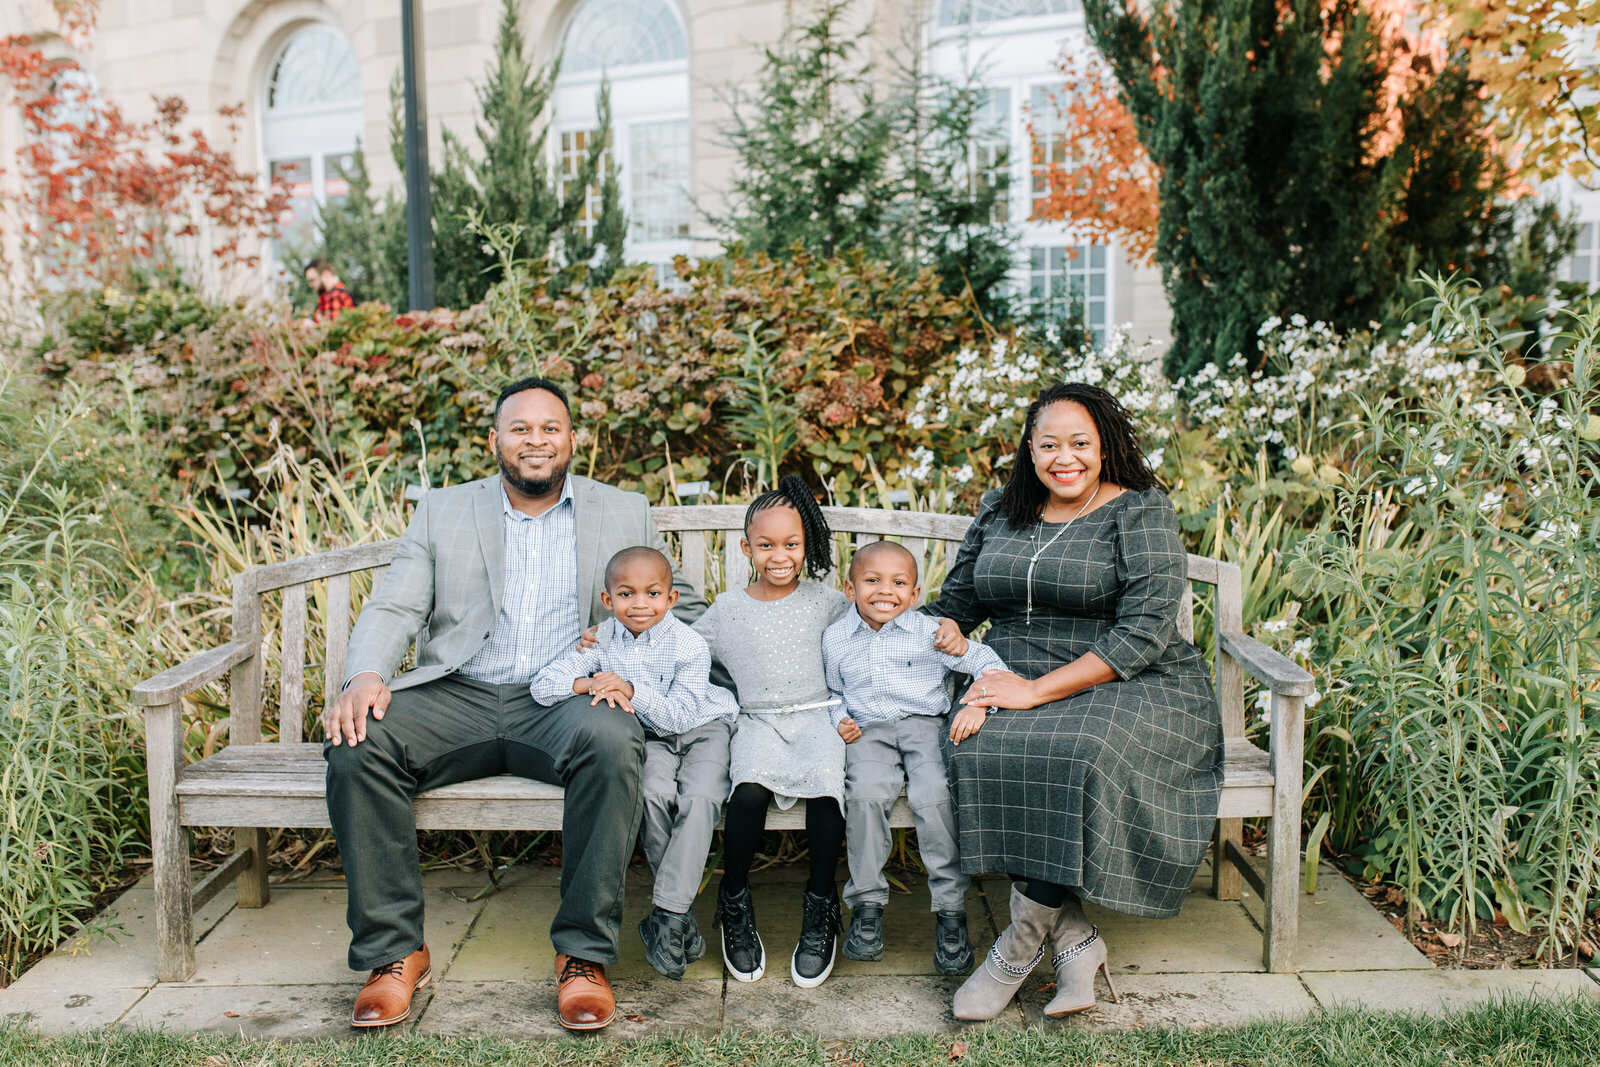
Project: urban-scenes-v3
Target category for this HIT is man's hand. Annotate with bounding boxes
[323,673,391,747]
[837,717,862,744]
[588,671,635,713]
[932,617,968,656]
[949,703,987,745]
[577,626,599,651]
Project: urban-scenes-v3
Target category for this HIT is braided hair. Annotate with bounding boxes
[744,474,834,580]
[999,382,1161,529]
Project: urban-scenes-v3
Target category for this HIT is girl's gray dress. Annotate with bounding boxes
[929,487,1223,919]
[693,581,851,805]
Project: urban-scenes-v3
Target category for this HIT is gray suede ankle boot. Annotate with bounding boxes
[951,884,1057,1021]
[1042,894,1119,1016]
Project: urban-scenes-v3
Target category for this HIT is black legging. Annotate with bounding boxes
[720,782,844,896]
[1011,875,1071,909]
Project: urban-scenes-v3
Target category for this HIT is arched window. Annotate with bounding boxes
[553,0,693,278]
[562,0,687,72]
[939,0,1079,26]
[261,25,362,261]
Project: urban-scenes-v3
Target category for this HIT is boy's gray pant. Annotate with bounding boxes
[842,715,968,913]
[641,719,733,913]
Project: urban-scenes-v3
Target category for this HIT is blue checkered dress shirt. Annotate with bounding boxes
[822,607,1006,728]
[529,613,738,737]
[455,480,582,685]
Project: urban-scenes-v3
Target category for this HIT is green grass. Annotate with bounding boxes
[1,997,1596,1066]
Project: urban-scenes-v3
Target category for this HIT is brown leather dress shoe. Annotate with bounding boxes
[555,953,616,1030]
[351,944,431,1028]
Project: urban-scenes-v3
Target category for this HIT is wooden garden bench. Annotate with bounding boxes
[131,504,1314,983]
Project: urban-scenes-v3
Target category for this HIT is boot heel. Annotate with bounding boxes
[1099,960,1120,1004]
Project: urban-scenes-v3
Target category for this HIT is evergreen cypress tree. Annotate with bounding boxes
[320,0,625,310]
[1081,0,1534,378]
[719,0,894,258]
[315,145,408,309]
[720,0,1015,317]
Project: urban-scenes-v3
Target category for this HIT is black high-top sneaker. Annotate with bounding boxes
[791,887,841,987]
[717,882,766,982]
[842,902,884,961]
[933,909,975,974]
[638,906,691,980]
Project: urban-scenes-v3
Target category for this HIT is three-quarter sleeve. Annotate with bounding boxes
[1088,490,1186,679]
[924,488,1002,634]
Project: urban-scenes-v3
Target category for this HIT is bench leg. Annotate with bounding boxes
[234,828,270,908]
[1263,691,1306,973]
[146,701,196,981]
[1213,818,1243,900]
[1263,811,1300,973]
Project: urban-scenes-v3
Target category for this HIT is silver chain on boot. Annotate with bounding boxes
[987,940,1046,982]
[1050,925,1100,969]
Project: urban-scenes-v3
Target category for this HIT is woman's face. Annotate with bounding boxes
[1029,400,1103,510]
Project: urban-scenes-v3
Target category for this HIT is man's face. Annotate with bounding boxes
[304,268,324,293]
[490,388,575,499]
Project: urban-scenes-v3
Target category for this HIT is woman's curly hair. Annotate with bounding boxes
[999,382,1161,529]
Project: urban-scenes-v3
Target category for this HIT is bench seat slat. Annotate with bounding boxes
[173,739,1275,827]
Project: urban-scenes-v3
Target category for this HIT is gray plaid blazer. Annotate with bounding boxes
[343,474,706,692]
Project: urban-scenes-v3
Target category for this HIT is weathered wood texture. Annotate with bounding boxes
[135,502,1312,979]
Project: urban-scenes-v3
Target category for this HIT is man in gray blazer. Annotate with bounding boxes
[321,376,705,1031]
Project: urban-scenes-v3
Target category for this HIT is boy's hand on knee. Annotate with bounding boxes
[932,617,968,656]
[838,717,861,744]
[949,703,986,745]
[588,671,635,714]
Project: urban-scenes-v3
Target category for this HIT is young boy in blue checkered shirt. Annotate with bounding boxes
[531,546,737,981]
[822,540,1006,975]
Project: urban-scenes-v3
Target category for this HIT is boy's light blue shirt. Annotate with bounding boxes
[822,606,1006,729]
[530,612,738,736]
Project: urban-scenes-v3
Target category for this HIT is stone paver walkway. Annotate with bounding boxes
[2,860,1594,1040]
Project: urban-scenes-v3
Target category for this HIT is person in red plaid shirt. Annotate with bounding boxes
[305,258,355,321]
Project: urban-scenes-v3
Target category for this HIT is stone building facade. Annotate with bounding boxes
[4,0,1595,334]
[1,0,1174,342]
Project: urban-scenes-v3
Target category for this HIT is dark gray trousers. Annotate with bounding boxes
[325,676,644,971]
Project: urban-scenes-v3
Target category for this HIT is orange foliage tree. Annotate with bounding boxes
[0,29,286,293]
[1032,0,1470,264]
[1427,0,1600,184]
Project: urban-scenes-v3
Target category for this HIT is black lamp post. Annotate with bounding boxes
[400,0,435,310]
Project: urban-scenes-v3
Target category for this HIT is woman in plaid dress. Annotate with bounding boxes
[930,383,1223,1020]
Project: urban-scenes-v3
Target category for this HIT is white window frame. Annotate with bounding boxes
[928,13,1116,337]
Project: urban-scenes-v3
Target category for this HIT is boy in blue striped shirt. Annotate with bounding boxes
[532,546,736,980]
[822,541,1006,975]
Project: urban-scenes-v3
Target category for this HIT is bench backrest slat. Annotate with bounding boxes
[325,572,351,695]
[279,584,307,744]
[228,504,1248,748]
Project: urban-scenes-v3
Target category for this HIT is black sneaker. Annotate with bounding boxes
[842,903,884,961]
[682,908,706,965]
[791,887,841,988]
[717,882,765,982]
[639,906,691,980]
[933,909,974,975]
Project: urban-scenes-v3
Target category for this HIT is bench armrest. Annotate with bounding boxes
[132,639,256,707]
[1218,632,1314,697]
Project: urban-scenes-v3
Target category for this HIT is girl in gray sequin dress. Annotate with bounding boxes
[694,476,851,989]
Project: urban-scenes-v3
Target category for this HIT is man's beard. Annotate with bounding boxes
[498,445,570,499]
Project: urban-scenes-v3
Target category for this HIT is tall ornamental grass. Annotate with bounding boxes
[0,368,172,984]
[1292,287,1600,959]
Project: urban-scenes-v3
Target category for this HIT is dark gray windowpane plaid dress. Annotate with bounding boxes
[931,487,1222,919]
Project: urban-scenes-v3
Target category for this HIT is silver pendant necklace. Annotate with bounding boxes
[1025,484,1100,625]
